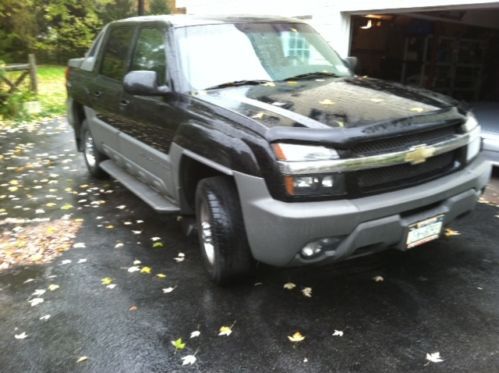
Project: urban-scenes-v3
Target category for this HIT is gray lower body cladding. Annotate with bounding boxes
[234,156,491,267]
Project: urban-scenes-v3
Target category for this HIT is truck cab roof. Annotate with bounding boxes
[117,14,306,28]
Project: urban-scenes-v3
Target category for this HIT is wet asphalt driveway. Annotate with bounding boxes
[1,118,499,373]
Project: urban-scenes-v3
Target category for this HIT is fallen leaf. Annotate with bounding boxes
[76,356,88,363]
[101,277,113,286]
[48,284,59,291]
[288,331,305,342]
[410,107,424,113]
[114,243,124,249]
[218,325,233,336]
[181,355,197,366]
[61,259,72,265]
[127,266,140,273]
[77,258,87,264]
[73,242,86,249]
[332,330,344,337]
[373,275,384,282]
[171,338,186,350]
[319,99,335,105]
[444,228,460,237]
[32,289,46,297]
[140,266,152,274]
[426,352,444,363]
[190,330,201,339]
[106,284,117,289]
[151,236,161,241]
[15,332,28,340]
[156,273,166,279]
[162,287,176,294]
[116,205,126,210]
[283,282,296,290]
[302,287,312,298]
[40,314,51,321]
[152,242,164,248]
[60,203,73,210]
[29,297,44,307]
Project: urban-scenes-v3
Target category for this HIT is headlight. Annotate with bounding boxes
[273,143,344,197]
[273,143,339,162]
[462,112,479,132]
[462,112,481,161]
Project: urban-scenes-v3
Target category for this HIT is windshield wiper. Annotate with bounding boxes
[282,72,340,81]
[205,79,272,90]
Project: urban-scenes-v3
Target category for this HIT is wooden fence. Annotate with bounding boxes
[1,54,38,96]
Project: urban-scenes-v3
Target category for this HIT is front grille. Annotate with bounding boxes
[353,151,458,194]
[347,126,458,157]
[340,124,464,196]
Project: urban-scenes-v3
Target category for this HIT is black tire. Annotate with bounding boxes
[195,176,255,285]
[80,120,108,179]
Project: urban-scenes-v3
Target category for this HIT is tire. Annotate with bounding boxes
[80,120,108,179]
[195,176,255,285]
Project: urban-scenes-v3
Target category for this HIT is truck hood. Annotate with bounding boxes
[196,77,466,145]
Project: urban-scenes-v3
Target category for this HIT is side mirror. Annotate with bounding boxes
[123,70,170,95]
[344,56,358,72]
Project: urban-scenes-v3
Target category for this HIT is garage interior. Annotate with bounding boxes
[349,6,499,131]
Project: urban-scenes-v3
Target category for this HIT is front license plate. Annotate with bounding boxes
[406,215,444,249]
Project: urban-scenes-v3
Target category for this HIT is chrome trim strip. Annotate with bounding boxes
[278,132,471,175]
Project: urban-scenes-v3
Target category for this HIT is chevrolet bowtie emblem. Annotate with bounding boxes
[404,145,436,165]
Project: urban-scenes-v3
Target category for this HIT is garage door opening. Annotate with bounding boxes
[349,10,499,104]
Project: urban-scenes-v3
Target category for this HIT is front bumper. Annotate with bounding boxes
[234,155,491,267]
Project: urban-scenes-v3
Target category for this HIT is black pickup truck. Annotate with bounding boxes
[66,15,491,284]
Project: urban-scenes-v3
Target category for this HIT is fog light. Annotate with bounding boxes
[300,241,323,258]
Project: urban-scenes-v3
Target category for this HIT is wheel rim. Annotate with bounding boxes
[200,201,215,265]
[84,131,97,168]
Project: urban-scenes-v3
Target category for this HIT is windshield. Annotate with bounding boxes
[175,22,352,90]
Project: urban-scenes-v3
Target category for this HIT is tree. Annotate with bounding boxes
[149,0,170,15]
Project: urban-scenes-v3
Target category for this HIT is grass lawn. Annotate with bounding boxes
[0,64,66,126]
[37,65,67,118]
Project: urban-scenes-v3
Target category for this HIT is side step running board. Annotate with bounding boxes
[100,160,180,213]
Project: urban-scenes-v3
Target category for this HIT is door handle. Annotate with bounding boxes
[119,99,130,107]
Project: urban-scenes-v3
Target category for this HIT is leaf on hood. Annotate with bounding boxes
[426,352,444,363]
[101,277,113,286]
[410,107,424,113]
[283,282,296,290]
[181,354,197,366]
[171,338,186,350]
[288,331,305,342]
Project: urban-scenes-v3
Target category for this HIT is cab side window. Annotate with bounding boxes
[100,26,135,80]
[130,27,167,84]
